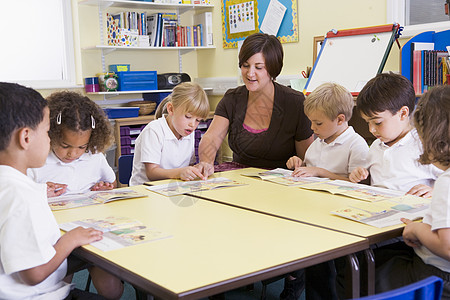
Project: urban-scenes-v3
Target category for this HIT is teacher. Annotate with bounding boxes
[198,32,314,176]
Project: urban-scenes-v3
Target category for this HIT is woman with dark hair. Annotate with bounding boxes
[197,33,313,300]
[198,32,313,176]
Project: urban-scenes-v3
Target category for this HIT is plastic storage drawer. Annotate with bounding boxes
[117,71,157,91]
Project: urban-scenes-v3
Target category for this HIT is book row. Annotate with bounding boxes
[106,11,213,48]
[410,42,450,94]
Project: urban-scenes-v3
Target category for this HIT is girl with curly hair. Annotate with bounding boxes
[28,91,116,197]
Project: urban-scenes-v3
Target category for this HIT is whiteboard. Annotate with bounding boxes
[305,29,396,94]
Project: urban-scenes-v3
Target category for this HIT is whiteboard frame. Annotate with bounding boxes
[305,24,399,95]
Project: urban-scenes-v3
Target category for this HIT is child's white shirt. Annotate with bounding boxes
[28,151,115,194]
[129,116,194,186]
[414,168,450,272]
[304,126,369,176]
[0,165,71,299]
[366,128,442,192]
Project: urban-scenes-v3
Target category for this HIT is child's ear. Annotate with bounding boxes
[399,106,410,120]
[336,113,346,125]
[17,127,31,150]
[166,102,174,115]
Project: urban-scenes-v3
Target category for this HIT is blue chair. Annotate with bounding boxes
[118,155,134,185]
[356,276,443,300]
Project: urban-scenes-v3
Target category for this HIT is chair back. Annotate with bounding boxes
[357,276,443,300]
[118,155,134,185]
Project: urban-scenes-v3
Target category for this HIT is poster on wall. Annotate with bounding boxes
[222,0,298,49]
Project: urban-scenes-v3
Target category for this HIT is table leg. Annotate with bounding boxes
[345,253,360,299]
[363,248,375,295]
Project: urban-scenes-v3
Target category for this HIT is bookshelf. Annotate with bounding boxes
[78,0,215,97]
[401,29,450,94]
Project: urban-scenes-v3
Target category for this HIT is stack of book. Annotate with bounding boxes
[146,12,213,47]
[411,42,449,94]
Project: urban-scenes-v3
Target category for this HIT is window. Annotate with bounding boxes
[387,0,450,37]
[0,0,76,89]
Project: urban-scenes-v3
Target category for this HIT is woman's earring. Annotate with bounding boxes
[56,112,62,125]
[91,115,96,129]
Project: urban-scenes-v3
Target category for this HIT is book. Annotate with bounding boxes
[146,177,246,196]
[296,180,421,203]
[48,189,146,211]
[241,168,330,186]
[146,14,159,47]
[59,216,172,251]
[193,12,213,46]
[332,196,430,228]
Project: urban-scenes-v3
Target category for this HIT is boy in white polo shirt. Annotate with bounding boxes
[287,82,369,180]
[349,73,442,197]
[0,82,105,299]
[285,82,369,300]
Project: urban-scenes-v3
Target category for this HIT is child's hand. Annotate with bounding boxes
[349,167,369,183]
[292,167,319,177]
[64,226,103,248]
[286,156,303,170]
[91,181,115,191]
[401,218,422,248]
[46,182,67,198]
[195,162,214,179]
[406,184,433,198]
[180,166,205,181]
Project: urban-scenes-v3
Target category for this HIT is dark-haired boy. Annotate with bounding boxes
[0,82,106,299]
[350,72,441,197]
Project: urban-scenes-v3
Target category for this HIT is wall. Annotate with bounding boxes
[198,0,399,80]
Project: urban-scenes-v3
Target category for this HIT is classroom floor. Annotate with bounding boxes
[73,269,306,300]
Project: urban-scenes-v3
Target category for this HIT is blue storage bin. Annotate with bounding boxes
[103,107,139,119]
[117,71,157,91]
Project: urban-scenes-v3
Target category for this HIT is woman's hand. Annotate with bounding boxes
[286,156,303,170]
[195,162,214,179]
[180,166,205,181]
[46,182,67,198]
[91,181,115,191]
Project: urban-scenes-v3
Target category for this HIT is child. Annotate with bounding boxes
[349,73,442,197]
[129,82,210,185]
[285,83,369,300]
[375,85,450,297]
[0,82,108,299]
[286,82,369,180]
[28,91,116,196]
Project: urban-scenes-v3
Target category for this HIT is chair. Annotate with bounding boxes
[118,155,134,186]
[356,276,443,300]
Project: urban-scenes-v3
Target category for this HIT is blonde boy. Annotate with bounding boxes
[287,82,369,180]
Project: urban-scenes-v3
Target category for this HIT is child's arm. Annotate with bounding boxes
[91,181,116,191]
[286,156,303,170]
[349,167,369,183]
[145,162,206,181]
[406,184,433,198]
[292,167,350,181]
[46,182,67,197]
[402,218,450,260]
[18,227,102,285]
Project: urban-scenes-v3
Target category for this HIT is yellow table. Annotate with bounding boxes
[181,168,404,244]
[54,186,368,299]
[154,168,408,295]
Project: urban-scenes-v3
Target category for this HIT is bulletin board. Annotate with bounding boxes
[222,0,298,49]
[305,24,400,95]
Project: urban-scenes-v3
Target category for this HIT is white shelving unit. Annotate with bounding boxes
[78,0,215,98]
